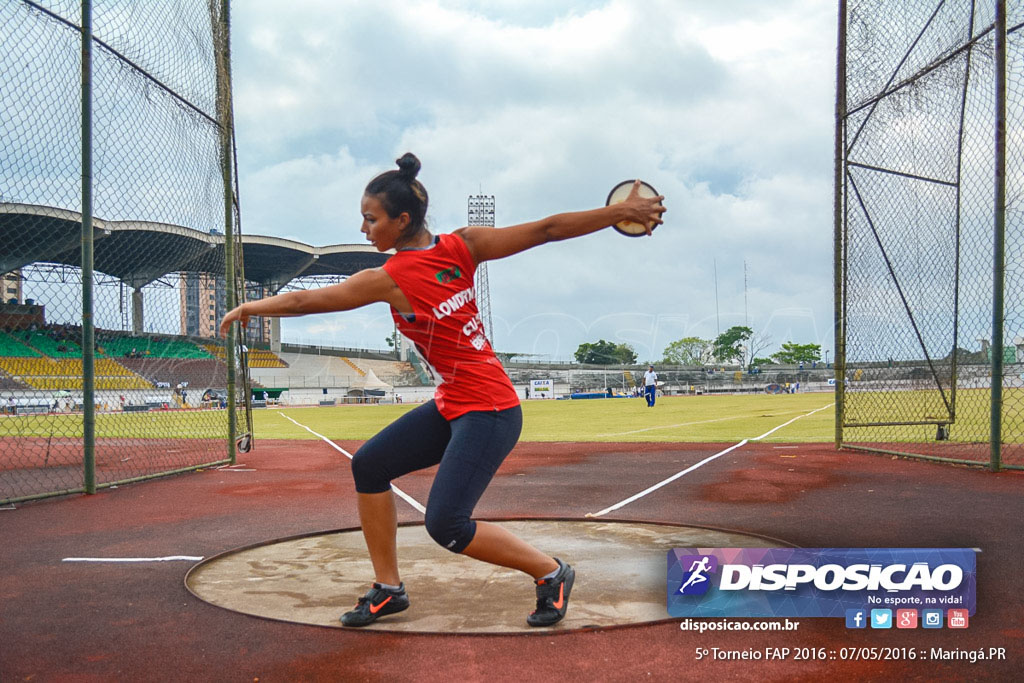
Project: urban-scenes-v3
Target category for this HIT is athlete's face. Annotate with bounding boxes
[360,194,409,252]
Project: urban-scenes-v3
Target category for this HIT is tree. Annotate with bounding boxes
[772,342,821,364]
[574,339,637,365]
[712,326,751,364]
[661,337,711,365]
[745,329,774,368]
[385,330,401,359]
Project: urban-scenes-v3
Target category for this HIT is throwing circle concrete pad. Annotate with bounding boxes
[186,520,786,633]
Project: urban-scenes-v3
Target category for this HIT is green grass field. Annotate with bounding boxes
[256,394,836,443]
[0,409,229,440]
[3,395,832,443]
[5,389,1021,445]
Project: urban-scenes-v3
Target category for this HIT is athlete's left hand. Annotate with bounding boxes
[219,305,249,339]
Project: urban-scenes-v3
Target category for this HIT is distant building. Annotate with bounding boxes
[179,272,226,339]
[242,284,272,345]
[2,269,22,304]
[178,273,272,343]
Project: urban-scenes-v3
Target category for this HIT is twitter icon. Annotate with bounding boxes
[870,609,893,629]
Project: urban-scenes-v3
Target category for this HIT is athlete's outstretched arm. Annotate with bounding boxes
[455,180,665,264]
[218,268,399,338]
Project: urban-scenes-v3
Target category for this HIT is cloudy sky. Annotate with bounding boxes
[230,0,838,362]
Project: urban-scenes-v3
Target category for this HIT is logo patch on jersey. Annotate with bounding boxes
[435,266,462,284]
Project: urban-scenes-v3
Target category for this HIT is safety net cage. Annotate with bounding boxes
[836,0,1023,469]
[0,0,252,504]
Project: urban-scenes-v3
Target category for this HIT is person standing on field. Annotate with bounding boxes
[643,364,658,407]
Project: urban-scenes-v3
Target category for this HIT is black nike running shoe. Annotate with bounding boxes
[527,558,575,627]
[340,582,410,627]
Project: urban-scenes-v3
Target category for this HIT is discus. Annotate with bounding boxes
[606,179,662,237]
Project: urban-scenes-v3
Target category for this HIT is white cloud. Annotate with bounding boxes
[241,147,372,241]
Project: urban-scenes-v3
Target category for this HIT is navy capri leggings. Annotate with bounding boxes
[350,400,522,554]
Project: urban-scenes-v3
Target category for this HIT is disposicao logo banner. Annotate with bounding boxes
[667,548,976,618]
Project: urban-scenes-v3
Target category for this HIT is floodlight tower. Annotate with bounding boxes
[468,194,495,348]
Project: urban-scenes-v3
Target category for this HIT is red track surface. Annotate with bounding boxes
[2,439,1021,681]
[0,437,223,471]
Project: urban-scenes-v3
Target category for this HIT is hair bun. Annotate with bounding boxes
[396,153,421,180]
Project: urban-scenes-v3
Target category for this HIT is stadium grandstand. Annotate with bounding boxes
[1,311,838,411]
[0,203,387,348]
[0,202,393,411]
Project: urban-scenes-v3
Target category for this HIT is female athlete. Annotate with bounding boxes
[219,153,665,627]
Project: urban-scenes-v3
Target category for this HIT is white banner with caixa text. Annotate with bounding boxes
[530,379,554,399]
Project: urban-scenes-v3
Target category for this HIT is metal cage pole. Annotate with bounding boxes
[215,0,238,464]
[80,0,96,493]
[833,0,847,450]
[990,0,1007,472]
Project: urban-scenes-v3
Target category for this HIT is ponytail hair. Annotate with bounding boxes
[365,153,429,236]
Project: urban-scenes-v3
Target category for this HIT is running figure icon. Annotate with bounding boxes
[678,556,712,593]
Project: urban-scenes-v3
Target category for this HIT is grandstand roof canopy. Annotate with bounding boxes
[0,203,389,289]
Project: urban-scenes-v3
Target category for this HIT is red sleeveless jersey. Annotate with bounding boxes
[382,233,519,420]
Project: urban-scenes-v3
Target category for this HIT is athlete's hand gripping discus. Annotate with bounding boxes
[606,179,663,237]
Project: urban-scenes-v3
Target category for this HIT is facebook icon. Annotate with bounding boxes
[845,609,867,629]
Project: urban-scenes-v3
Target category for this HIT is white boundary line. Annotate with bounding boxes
[584,440,750,519]
[585,403,835,518]
[278,412,427,515]
[596,414,756,437]
[595,407,819,438]
[62,556,203,563]
[749,403,834,442]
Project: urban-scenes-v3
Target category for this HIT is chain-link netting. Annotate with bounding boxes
[839,0,1022,467]
[1,1,250,503]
